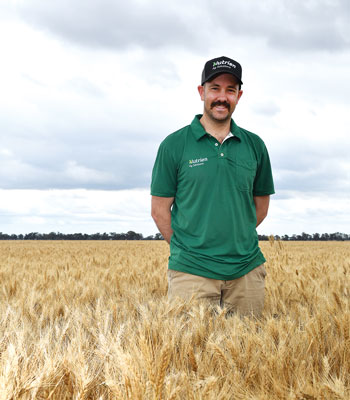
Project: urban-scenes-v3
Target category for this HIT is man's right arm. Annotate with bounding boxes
[151,196,174,244]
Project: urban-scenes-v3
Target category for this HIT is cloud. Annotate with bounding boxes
[252,101,280,116]
[0,136,156,190]
[64,161,115,185]
[212,0,350,52]
[0,189,154,235]
[13,0,202,51]
[262,191,350,235]
[9,0,349,53]
[0,188,348,236]
[65,77,105,98]
[0,0,349,201]
[273,158,350,193]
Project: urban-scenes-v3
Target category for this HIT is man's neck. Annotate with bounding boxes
[199,114,231,143]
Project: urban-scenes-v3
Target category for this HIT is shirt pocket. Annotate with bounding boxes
[234,159,257,191]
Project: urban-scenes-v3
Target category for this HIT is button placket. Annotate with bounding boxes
[219,141,225,158]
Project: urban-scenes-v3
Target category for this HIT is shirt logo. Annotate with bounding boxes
[189,157,208,167]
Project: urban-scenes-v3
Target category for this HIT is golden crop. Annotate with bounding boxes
[0,240,349,399]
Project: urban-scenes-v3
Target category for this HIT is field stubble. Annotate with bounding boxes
[0,240,350,399]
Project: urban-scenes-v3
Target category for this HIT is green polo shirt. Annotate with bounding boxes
[151,115,275,280]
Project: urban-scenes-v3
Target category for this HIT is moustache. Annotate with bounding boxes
[211,101,230,110]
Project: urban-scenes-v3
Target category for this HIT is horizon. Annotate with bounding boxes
[0,231,348,240]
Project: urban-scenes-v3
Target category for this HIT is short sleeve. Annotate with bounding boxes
[151,141,178,197]
[253,144,275,196]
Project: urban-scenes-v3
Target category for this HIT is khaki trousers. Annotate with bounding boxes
[167,264,266,317]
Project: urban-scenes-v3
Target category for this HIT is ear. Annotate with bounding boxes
[197,85,205,101]
[237,89,243,103]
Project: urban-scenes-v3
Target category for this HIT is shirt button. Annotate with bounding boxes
[215,143,219,146]
[220,153,224,157]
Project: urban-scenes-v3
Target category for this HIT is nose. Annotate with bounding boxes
[216,88,228,101]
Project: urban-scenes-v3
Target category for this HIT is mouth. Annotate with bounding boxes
[211,101,229,111]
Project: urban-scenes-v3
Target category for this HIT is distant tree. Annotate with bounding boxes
[101,232,109,240]
[89,233,101,240]
[154,233,164,240]
[24,232,40,240]
[301,232,311,241]
[340,233,349,241]
[126,231,143,240]
[46,232,58,240]
[313,233,320,241]
[144,235,154,240]
[321,233,330,241]
[258,234,268,241]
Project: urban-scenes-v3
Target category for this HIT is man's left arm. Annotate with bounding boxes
[253,195,270,227]
[252,139,274,227]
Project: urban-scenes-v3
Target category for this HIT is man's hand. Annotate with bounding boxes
[151,196,174,244]
[253,195,270,227]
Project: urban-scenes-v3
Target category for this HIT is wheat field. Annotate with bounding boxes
[0,240,349,399]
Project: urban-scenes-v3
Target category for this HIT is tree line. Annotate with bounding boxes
[260,232,349,241]
[0,231,348,241]
[0,231,161,241]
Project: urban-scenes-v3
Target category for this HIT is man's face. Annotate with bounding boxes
[198,73,243,123]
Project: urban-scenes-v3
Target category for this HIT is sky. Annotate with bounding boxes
[0,0,349,236]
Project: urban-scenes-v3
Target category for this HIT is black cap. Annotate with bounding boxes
[201,56,243,86]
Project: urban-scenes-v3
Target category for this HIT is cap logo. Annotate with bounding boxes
[202,57,242,86]
[212,60,236,69]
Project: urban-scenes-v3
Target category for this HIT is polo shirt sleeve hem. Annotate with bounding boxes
[253,190,275,196]
[151,191,176,197]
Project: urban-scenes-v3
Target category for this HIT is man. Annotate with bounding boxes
[151,56,275,317]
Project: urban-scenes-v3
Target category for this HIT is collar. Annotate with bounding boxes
[222,132,233,143]
[191,114,241,141]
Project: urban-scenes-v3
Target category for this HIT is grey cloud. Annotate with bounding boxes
[211,0,350,52]
[268,27,347,52]
[275,168,342,192]
[1,0,349,194]
[0,188,154,235]
[15,0,202,51]
[252,101,280,116]
[272,145,349,194]
[0,73,161,190]
[66,78,105,98]
[12,0,350,52]
[132,56,181,87]
[0,133,157,190]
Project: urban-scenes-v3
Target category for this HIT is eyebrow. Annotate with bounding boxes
[209,83,237,89]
